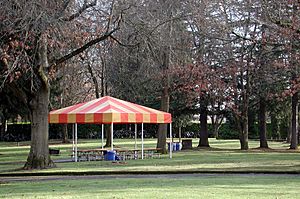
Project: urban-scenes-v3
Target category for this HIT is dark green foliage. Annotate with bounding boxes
[0,124,31,141]
[77,124,101,139]
[3,121,288,141]
[217,123,240,139]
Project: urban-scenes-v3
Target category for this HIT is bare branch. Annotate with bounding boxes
[109,35,139,47]
[52,28,119,68]
[63,0,97,21]
[105,0,115,33]
[149,14,190,35]
[231,31,256,42]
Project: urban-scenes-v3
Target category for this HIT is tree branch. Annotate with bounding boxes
[63,0,97,21]
[231,31,256,42]
[109,35,139,47]
[253,17,300,34]
[52,28,118,68]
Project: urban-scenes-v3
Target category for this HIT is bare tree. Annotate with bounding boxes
[0,0,124,169]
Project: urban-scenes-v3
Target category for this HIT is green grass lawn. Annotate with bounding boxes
[1,174,300,199]
[0,138,299,174]
[1,138,300,198]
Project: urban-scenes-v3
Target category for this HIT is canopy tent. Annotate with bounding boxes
[48,96,172,161]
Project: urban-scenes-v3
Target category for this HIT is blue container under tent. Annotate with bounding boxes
[173,143,177,151]
[104,150,116,161]
[168,142,182,151]
[175,142,182,151]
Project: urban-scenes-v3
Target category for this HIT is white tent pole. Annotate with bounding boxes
[169,123,172,159]
[75,123,78,162]
[101,124,104,149]
[141,123,144,160]
[111,123,114,151]
[134,124,137,149]
[72,124,75,161]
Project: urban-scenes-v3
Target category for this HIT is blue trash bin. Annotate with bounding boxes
[173,143,177,151]
[167,143,175,151]
[175,142,181,151]
[104,150,116,161]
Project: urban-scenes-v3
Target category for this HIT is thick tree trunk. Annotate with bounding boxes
[157,123,168,153]
[105,124,112,147]
[24,35,54,169]
[248,109,256,135]
[62,124,69,143]
[259,98,268,148]
[198,105,209,147]
[290,92,298,149]
[156,1,172,154]
[24,86,54,169]
[157,86,169,154]
[238,107,249,150]
[239,120,249,150]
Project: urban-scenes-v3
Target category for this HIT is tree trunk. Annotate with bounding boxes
[211,115,216,137]
[87,63,100,99]
[24,35,54,170]
[105,124,112,147]
[24,86,54,169]
[240,119,249,150]
[287,118,292,143]
[0,110,8,141]
[290,92,298,149]
[238,106,249,150]
[0,117,5,141]
[100,54,106,97]
[259,98,268,148]
[157,86,169,154]
[211,115,223,139]
[248,109,256,135]
[198,104,209,147]
[62,124,69,143]
[157,123,168,153]
[178,126,182,143]
[156,1,173,154]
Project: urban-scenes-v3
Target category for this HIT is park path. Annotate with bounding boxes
[1,173,300,183]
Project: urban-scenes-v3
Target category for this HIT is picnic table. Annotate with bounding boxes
[75,149,107,161]
[115,148,162,160]
[74,148,162,161]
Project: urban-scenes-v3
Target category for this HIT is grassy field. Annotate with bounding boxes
[1,174,300,198]
[1,138,300,198]
[0,138,300,174]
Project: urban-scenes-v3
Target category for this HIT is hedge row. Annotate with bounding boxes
[0,122,288,142]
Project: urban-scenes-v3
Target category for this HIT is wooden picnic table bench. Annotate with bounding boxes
[74,149,107,161]
[72,147,162,161]
[115,148,162,160]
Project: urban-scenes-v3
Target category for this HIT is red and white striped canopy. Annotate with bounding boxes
[49,96,172,124]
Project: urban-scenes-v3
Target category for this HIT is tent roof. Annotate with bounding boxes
[49,96,172,124]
